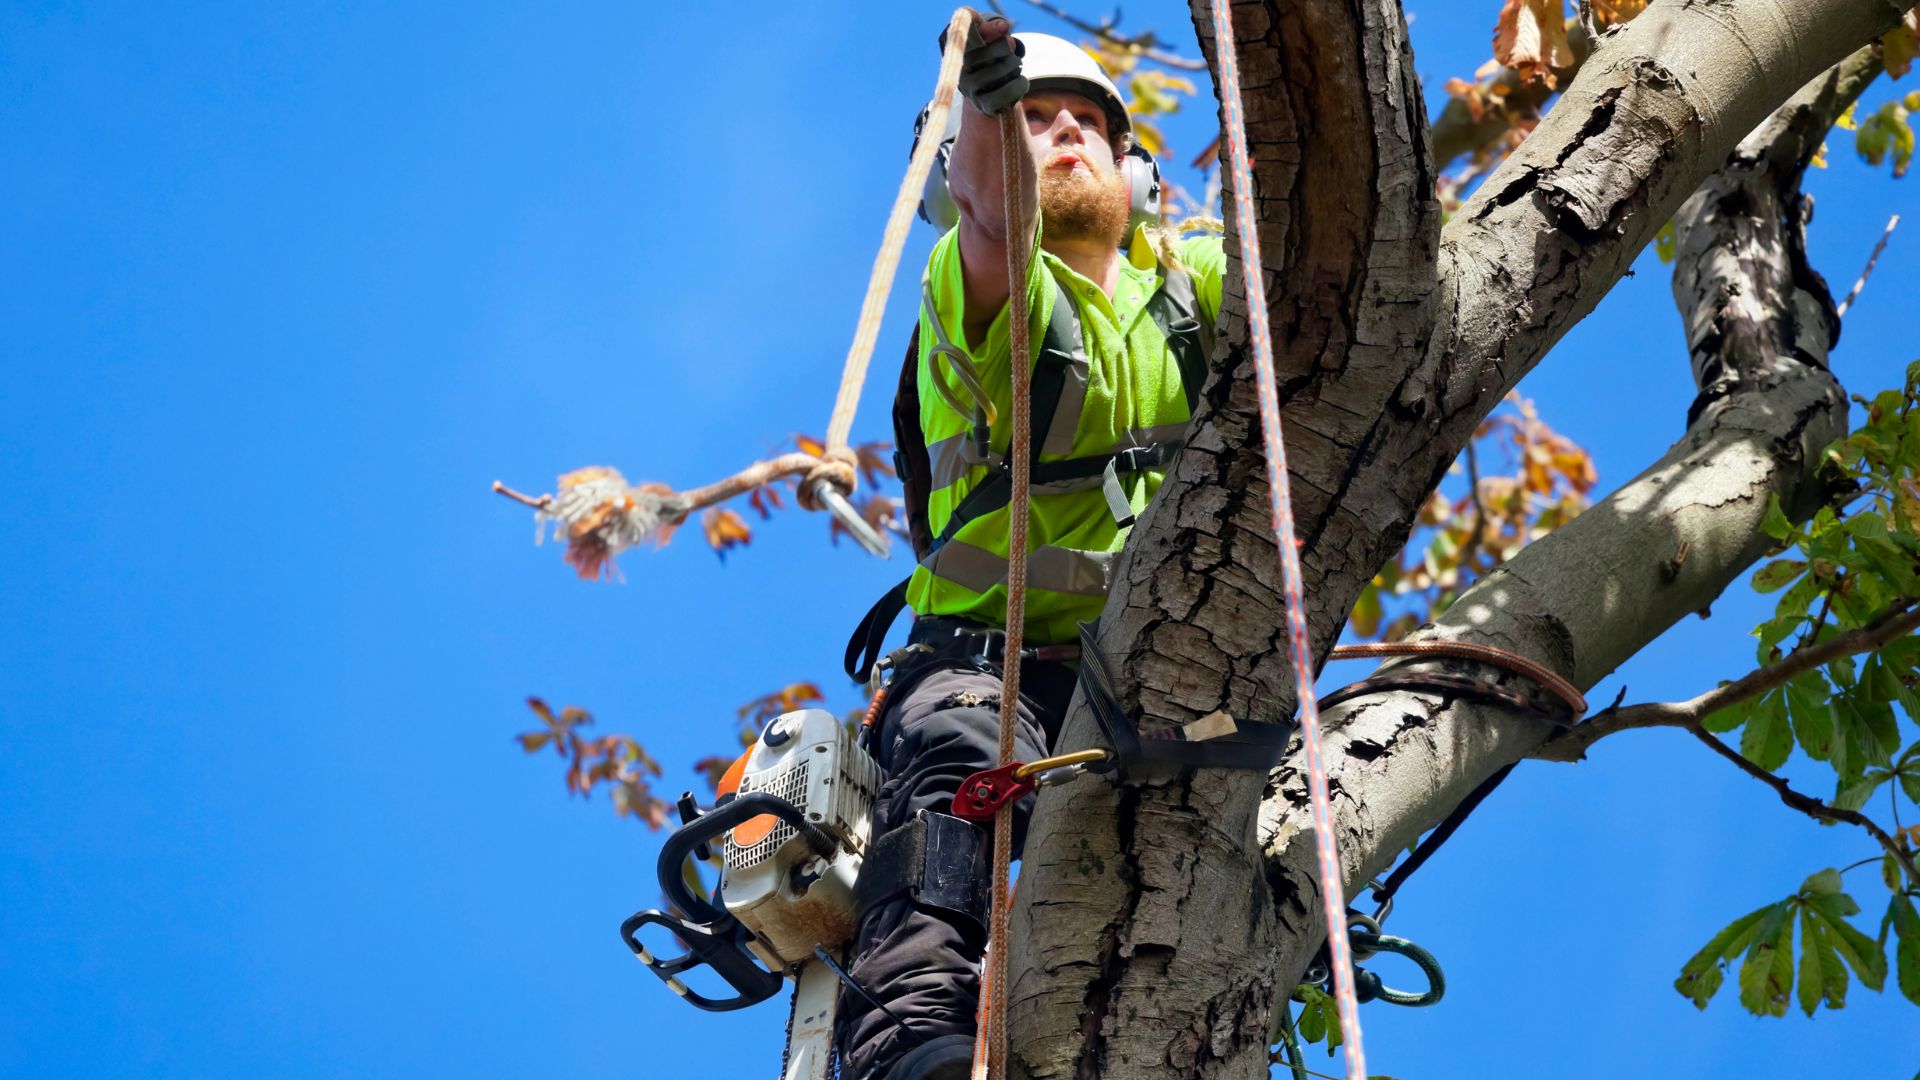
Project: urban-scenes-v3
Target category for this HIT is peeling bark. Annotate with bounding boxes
[1003,0,1910,1074]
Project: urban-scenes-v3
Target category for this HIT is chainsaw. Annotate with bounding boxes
[623,707,883,1079]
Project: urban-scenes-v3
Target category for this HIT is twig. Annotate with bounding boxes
[1680,718,1920,888]
[1532,601,1920,882]
[1453,442,1491,584]
[1576,0,1601,41]
[1536,600,1920,761]
[1799,589,1835,654]
[1017,0,1210,70]
[1836,214,1900,317]
[492,481,550,509]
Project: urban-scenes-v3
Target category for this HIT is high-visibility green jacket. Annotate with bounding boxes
[906,220,1226,644]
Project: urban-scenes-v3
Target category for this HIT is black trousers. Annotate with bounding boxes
[840,656,1078,1079]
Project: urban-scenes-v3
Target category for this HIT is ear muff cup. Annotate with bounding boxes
[912,103,1163,237]
[1121,144,1162,231]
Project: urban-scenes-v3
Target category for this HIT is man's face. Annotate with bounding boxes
[1023,89,1131,246]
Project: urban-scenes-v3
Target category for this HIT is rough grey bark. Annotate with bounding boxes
[1260,46,1876,988]
[1004,0,1909,1074]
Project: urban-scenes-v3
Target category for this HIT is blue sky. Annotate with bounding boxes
[2,2,1915,1077]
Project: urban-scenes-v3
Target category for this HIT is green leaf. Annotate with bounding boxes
[1762,494,1796,542]
[1796,909,1826,1016]
[1890,894,1920,1006]
[1834,768,1892,812]
[1873,654,1920,723]
[1741,690,1794,772]
[1797,909,1847,1015]
[1860,694,1901,756]
[1802,867,1844,895]
[1804,889,1863,922]
[1788,678,1835,762]
[1738,912,1796,1017]
[1703,697,1752,734]
[1754,615,1804,664]
[1675,905,1773,1009]
[1776,573,1824,621]
[1813,904,1888,992]
[1291,983,1342,1051]
[1752,559,1810,593]
[1654,219,1678,263]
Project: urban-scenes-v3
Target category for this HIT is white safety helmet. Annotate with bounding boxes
[913,32,1162,235]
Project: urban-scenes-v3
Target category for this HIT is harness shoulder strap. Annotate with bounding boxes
[1143,263,1212,415]
[891,326,936,562]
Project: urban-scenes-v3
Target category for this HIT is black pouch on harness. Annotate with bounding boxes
[854,810,989,938]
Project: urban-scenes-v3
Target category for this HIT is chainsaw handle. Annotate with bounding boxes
[620,908,785,1012]
[658,792,837,924]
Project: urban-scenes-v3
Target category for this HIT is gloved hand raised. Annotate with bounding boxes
[946,11,1026,116]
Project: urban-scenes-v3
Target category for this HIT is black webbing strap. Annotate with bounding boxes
[1076,620,1295,771]
[925,278,1079,553]
[1369,763,1515,909]
[845,576,912,684]
[928,270,1203,550]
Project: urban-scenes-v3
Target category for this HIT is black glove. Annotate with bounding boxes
[947,15,1026,116]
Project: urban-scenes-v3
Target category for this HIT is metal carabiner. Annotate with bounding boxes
[920,279,997,457]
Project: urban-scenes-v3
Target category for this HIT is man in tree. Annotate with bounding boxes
[838,13,1228,1079]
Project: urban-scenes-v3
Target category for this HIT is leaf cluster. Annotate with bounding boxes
[515,697,668,827]
[1679,363,1920,1018]
[1352,394,1596,641]
[1675,868,1919,1017]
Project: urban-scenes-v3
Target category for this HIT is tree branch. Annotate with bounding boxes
[1256,36,1884,1019]
[1680,718,1920,887]
[1533,601,1920,760]
[1837,213,1902,317]
[1016,0,1212,69]
[1436,0,1909,420]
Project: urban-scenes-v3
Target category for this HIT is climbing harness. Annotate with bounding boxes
[842,260,1210,688]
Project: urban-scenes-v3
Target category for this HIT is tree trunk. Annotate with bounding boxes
[1004,0,1909,1075]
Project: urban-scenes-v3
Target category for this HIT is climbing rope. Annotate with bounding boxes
[1204,0,1369,1075]
[1328,640,1587,716]
[823,10,971,455]
[981,71,1035,1080]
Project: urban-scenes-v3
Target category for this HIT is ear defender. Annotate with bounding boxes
[1121,144,1162,230]
[911,103,1163,237]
